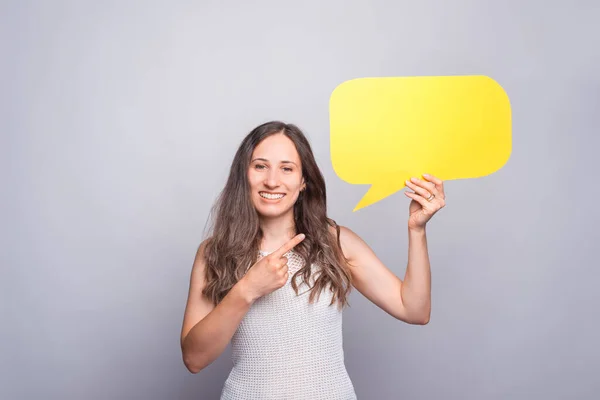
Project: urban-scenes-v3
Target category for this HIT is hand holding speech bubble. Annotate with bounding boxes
[329,75,512,211]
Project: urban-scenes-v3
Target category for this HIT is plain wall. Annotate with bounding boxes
[2,0,599,399]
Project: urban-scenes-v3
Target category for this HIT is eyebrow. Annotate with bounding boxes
[251,158,298,166]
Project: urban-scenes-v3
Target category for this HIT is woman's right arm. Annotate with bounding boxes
[180,233,304,373]
[180,240,254,374]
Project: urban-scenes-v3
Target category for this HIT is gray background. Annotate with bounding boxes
[2,1,599,399]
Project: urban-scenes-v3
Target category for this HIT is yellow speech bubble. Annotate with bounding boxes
[329,75,512,211]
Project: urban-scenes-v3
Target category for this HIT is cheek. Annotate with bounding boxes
[288,180,303,193]
[247,172,260,188]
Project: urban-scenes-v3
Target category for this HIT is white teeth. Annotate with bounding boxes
[260,192,285,200]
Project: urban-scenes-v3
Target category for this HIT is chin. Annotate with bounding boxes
[255,204,293,219]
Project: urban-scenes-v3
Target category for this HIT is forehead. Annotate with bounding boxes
[251,134,300,162]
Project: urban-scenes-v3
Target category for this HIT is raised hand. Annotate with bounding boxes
[404,173,446,230]
[241,233,306,302]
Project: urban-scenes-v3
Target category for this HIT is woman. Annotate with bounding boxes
[180,121,446,399]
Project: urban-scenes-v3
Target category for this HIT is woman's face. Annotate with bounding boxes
[247,133,305,219]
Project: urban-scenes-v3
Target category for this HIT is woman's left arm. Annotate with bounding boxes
[339,174,446,325]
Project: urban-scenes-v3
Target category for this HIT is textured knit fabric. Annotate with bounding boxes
[220,250,357,400]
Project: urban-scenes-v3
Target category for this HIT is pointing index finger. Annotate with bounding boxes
[273,233,305,258]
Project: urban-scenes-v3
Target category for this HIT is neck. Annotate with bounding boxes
[259,212,297,252]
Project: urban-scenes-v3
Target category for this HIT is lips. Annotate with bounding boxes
[259,191,285,200]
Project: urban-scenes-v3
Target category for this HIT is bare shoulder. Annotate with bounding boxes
[327,224,411,321]
[188,238,211,282]
[193,238,211,271]
[327,223,372,264]
[181,238,215,346]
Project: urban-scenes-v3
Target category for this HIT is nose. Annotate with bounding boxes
[264,168,280,188]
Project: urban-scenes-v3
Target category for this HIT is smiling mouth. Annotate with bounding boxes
[259,192,286,200]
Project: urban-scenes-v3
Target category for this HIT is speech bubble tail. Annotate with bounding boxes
[353,180,406,212]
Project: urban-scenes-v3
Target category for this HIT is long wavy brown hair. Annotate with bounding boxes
[201,121,353,310]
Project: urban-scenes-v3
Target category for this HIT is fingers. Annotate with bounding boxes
[406,174,445,199]
[405,174,447,209]
[405,178,434,199]
[422,173,445,198]
[272,257,288,269]
[272,233,305,258]
[404,190,429,207]
[274,259,289,285]
[422,173,442,185]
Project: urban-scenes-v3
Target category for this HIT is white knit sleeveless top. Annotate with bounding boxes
[220,250,357,400]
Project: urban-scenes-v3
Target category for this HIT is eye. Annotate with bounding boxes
[282,167,293,172]
[254,164,267,170]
